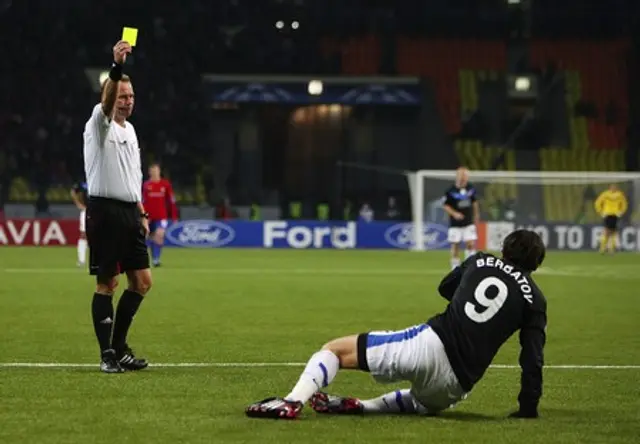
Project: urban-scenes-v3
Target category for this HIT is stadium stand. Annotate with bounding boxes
[529,39,630,222]
[1,1,635,222]
[396,39,506,134]
[530,39,629,151]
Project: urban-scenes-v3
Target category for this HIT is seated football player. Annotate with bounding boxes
[246,229,547,420]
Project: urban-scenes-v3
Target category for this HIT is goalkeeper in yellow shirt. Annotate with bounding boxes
[594,184,628,253]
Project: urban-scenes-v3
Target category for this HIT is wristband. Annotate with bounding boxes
[140,212,149,219]
[109,62,123,82]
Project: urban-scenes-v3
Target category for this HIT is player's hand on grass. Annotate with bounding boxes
[113,40,132,65]
[508,409,538,419]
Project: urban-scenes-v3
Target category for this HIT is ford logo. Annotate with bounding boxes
[384,223,449,249]
[165,220,235,248]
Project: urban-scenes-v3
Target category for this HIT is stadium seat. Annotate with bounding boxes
[530,39,629,151]
[396,38,506,135]
[340,35,382,76]
[459,70,479,115]
[46,186,68,203]
[9,177,37,203]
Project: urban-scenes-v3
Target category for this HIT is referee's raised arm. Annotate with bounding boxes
[83,39,153,374]
[102,41,131,120]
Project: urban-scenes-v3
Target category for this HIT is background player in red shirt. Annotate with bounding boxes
[142,163,178,267]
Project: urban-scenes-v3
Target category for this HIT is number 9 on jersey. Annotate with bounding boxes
[464,277,509,323]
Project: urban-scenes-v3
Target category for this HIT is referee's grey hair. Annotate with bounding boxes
[100,74,131,97]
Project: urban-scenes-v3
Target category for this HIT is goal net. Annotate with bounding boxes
[408,170,640,252]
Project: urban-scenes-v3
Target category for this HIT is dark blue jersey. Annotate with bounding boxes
[443,184,477,227]
[427,252,546,413]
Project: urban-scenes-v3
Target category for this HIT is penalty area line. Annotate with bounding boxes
[0,362,639,369]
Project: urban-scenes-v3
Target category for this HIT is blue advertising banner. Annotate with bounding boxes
[163,220,451,250]
[201,75,421,106]
[164,219,640,251]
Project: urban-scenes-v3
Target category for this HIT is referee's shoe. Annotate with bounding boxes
[99,346,148,373]
[100,349,125,374]
[117,344,149,371]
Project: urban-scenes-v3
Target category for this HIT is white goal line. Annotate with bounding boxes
[1,362,638,369]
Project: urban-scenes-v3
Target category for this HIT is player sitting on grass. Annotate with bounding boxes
[246,229,547,420]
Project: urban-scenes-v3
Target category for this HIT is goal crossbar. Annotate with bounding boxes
[415,170,640,181]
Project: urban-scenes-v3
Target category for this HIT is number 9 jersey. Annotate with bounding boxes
[427,252,547,413]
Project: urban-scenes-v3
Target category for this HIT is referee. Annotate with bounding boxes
[594,183,628,254]
[83,40,152,373]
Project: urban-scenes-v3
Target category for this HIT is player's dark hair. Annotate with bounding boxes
[501,229,546,273]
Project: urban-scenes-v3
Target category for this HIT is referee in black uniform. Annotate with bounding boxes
[83,40,152,373]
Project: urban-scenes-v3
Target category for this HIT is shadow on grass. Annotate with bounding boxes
[436,411,499,422]
[310,410,498,422]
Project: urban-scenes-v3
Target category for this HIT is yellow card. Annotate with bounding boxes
[122,27,138,46]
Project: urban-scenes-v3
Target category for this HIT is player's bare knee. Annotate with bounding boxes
[96,276,118,295]
[128,270,152,295]
[131,279,152,295]
[321,339,338,354]
[79,232,87,240]
[321,336,358,368]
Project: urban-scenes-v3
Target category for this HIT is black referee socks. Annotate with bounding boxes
[111,290,144,353]
[92,293,114,352]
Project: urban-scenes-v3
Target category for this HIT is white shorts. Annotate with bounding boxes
[359,324,467,413]
[79,210,86,233]
[447,225,477,244]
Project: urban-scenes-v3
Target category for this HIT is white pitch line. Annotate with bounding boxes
[3,266,640,281]
[1,268,449,276]
[0,362,638,369]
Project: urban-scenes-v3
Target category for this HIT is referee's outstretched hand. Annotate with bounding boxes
[113,40,132,65]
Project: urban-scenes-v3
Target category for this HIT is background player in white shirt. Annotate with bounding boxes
[70,181,88,266]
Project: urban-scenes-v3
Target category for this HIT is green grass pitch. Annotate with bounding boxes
[0,247,639,443]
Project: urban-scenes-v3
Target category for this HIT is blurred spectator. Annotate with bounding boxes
[385,196,400,220]
[358,203,374,222]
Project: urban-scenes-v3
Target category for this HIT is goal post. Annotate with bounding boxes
[408,170,640,251]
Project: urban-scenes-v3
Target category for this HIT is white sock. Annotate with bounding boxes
[464,249,476,260]
[450,257,461,270]
[285,350,340,404]
[77,239,87,264]
[360,389,424,414]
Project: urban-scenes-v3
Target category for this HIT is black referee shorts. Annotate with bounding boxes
[603,215,619,231]
[86,197,150,277]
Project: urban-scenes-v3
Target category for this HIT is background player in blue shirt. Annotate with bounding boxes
[443,167,479,270]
